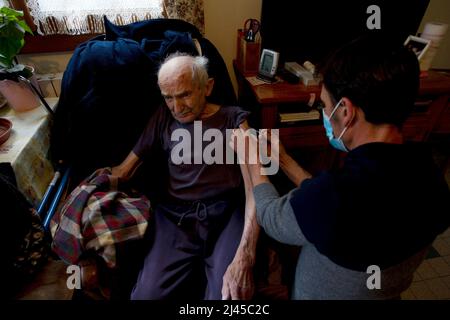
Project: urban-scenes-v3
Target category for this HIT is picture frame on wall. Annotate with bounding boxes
[404,35,431,61]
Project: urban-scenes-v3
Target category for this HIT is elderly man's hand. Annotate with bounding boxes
[221,254,255,300]
[110,152,142,181]
[111,165,123,178]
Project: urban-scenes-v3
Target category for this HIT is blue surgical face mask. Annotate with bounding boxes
[322,98,349,152]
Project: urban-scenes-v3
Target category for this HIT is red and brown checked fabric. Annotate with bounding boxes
[51,168,151,268]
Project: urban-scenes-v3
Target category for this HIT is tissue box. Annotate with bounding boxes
[285,62,318,86]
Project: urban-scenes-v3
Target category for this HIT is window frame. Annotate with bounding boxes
[22,33,101,53]
[11,0,204,53]
[10,0,120,53]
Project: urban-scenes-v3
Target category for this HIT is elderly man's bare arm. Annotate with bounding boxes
[222,120,260,300]
[111,151,143,181]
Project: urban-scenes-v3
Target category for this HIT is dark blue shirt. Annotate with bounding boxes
[290,142,450,271]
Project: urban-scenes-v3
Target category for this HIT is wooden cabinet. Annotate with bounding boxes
[234,62,335,174]
[433,100,450,135]
[234,69,324,147]
[234,61,450,173]
[403,71,450,141]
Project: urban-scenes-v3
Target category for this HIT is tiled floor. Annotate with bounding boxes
[16,226,450,300]
[401,227,450,300]
[401,141,450,300]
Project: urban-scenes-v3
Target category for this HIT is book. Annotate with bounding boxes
[279,110,320,123]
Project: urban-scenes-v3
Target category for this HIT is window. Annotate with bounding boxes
[27,0,164,35]
[11,0,205,53]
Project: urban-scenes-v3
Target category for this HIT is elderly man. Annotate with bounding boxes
[112,53,259,300]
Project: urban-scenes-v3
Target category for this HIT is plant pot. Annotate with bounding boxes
[0,66,41,112]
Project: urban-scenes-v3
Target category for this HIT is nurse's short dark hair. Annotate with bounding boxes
[321,32,420,128]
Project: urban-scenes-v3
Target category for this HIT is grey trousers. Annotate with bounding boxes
[130,196,244,300]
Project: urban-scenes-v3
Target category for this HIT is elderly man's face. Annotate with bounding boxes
[159,67,209,124]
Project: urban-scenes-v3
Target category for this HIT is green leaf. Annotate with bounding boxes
[0,56,10,69]
[0,5,32,65]
[17,20,33,35]
[1,22,23,40]
[0,7,24,18]
[14,21,25,34]
[0,36,23,68]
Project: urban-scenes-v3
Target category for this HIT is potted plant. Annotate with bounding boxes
[0,6,40,112]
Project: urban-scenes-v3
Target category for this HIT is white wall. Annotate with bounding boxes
[203,0,262,92]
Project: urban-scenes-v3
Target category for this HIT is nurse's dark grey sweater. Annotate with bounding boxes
[254,142,450,300]
[254,183,427,300]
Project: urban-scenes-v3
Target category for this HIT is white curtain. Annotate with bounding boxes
[27,0,165,35]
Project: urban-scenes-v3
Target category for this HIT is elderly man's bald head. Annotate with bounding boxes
[157,53,215,123]
[158,53,210,89]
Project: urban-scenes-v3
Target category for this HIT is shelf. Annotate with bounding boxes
[279,110,320,122]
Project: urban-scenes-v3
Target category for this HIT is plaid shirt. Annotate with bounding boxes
[51,168,151,267]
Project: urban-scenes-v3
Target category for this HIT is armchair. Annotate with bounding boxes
[43,17,237,300]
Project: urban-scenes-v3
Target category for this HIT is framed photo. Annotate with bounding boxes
[404,35,431,61]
